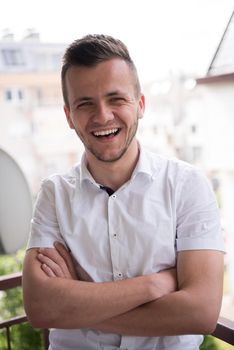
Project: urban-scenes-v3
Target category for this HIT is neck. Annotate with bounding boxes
[85,141,139,191]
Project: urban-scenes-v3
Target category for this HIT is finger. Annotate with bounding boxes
[37,253,65,278]
[38,247,69,277]
[52,243,74,278]
[54,242,73,266]
[38,248,61,263]
[54,241,70,257]
[41,263,56,277]
[54,242,77,279]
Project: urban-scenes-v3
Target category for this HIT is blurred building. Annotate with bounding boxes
[196,11,234,306]
[0,29,82,194]
[139,11,234,311]
[140,74,199,163]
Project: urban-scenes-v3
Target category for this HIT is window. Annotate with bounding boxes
[191,124,197,133]
[18,90,24,100]
[5,90,12,101]
[1,49,25,66]
[4,88,24,103]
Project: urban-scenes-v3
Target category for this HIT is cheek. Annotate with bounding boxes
[69,113,86,130]
[118,106,138,120]
[78,118,91,135]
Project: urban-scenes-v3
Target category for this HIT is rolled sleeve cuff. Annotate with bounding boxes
[27,221,64,250]
[176,237,226,252]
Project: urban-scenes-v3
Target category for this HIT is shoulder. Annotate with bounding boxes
[40,163,81,193]
[144,148,198,180]
[143,148,212,195]
[165,157,212,195]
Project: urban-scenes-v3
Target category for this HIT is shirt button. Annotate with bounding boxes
[113,233,117,239]
[115,272,123,279]
[112,194,117,198]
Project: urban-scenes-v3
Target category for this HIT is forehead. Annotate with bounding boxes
[65,59,136,99]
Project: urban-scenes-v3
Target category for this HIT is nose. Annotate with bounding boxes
[92,102,114,124]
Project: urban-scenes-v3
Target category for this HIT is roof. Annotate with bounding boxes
[197,11,234,84]
[0,37,66,73]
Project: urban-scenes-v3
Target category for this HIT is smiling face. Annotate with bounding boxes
[64,58,145,165]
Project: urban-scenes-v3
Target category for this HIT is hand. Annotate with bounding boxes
[149,267,177,299]
[37,242,77,280]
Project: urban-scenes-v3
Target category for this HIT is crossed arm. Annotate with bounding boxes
[23,243,224,336]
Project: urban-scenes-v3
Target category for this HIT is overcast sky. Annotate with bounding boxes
[0,0,233,82]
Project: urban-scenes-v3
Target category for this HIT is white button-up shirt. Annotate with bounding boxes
[28,147,225,350]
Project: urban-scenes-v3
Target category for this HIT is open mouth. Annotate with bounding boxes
[92,128,121,138]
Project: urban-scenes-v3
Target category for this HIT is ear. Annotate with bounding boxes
[64,105,75,129]
[137,94,145,119]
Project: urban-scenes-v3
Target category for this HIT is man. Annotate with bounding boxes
[23,34,225,350]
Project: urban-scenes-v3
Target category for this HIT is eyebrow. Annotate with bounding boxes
[106,90,123,97]
[72,90,126,107]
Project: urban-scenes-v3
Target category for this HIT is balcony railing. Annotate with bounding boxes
[212,316,234,345]
[0,272,234,349]
[0,272,49,350]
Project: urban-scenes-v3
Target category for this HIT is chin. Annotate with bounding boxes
[94,149,127,163]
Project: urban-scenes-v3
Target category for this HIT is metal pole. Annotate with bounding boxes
[6,326,11,350]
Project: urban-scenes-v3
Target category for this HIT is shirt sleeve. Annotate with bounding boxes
[176,167,225,252]
[27,178,65,249]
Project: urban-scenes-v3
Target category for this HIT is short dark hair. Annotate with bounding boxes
[61,34,141,108]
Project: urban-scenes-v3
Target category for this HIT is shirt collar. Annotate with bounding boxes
[131,143,161,181]
[80,154,98,187]
[79,143,162,186]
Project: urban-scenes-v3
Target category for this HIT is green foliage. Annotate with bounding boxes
[0,250,24,275]
[0,323,43,350]
[200,335,219,350]
[200,335,234,350]
[0,250,43,350]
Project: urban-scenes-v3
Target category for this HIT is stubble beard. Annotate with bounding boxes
[76,119,139,163]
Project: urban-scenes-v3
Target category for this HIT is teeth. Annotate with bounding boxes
[93,128,118,136]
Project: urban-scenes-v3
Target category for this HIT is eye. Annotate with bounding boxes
[110,96,126,104]
[77,101,93,109]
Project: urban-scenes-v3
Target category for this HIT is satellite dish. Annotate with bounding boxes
[0,148,32,254]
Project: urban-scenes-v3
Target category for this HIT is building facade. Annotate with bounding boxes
[0,31,82,194]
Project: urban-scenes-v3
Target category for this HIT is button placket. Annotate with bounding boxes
[108,193,121,281]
